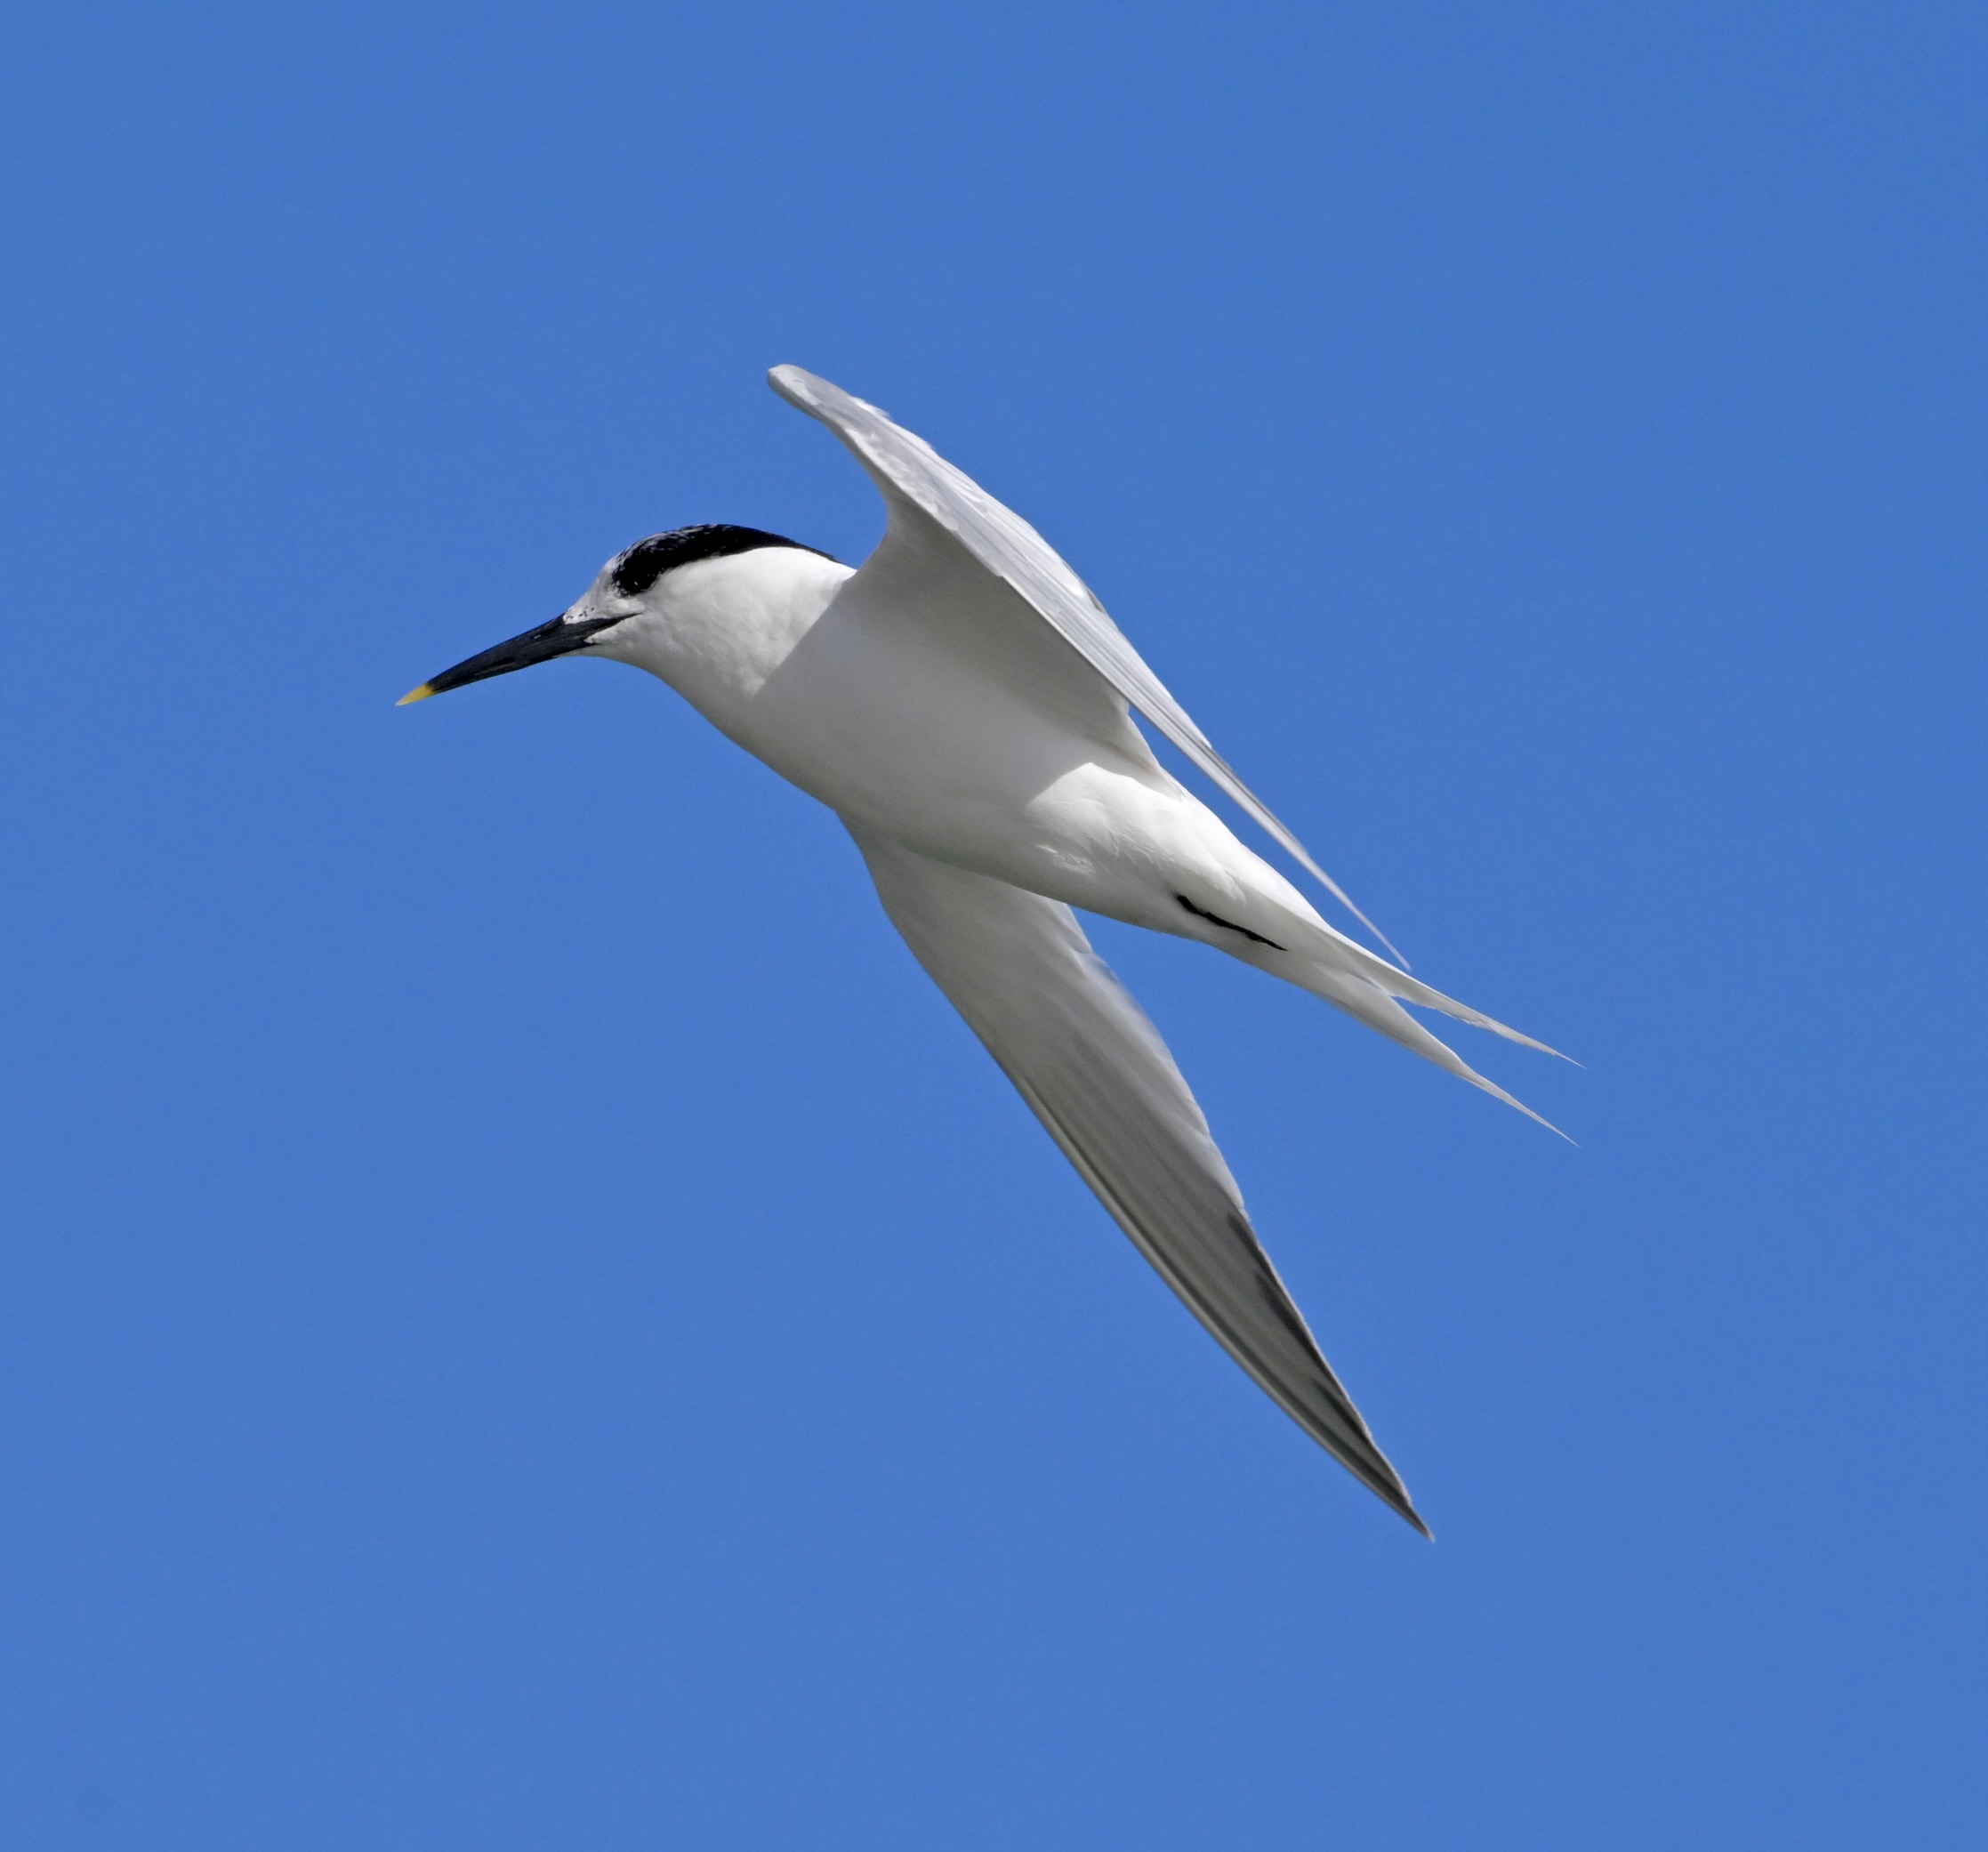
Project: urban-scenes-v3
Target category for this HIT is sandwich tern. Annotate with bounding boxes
[401,366,1565,1534]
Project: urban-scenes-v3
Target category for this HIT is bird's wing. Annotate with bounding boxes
[850,825,1428,1534]
[770,364,1404,965]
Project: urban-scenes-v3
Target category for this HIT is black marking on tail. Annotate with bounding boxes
[1177,895,1284,950]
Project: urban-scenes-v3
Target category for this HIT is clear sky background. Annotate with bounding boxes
[2,4,1982,1846]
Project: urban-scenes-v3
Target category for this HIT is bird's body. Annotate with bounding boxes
[402,366,1566,1533]
[599,546,1300,950]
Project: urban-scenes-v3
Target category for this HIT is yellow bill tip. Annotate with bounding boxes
[396,683,437,706]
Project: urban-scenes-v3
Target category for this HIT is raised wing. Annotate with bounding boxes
[850,825,1429,1534]
[771,364,1405,966]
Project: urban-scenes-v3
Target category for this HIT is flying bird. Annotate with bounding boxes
[401,366,1565,1534]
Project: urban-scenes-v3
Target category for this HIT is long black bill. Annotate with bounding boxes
[398,611,624,705]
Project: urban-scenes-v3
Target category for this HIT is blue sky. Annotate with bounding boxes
[2,3,1982,1846]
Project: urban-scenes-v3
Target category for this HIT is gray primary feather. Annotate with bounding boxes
[852,826,1428,1534]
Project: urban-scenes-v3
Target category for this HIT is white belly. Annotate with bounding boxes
[722,612,1308,939]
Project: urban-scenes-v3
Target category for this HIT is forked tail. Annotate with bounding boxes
[1287,931,1574,1139]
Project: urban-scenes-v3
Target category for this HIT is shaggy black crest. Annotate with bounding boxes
[608,524,833,597]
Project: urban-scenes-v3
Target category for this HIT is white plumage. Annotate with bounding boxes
[403,366,1568,1533]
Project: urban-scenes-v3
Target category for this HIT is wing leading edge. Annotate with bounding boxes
[851,825,1429,1534]
[770,365,1406,966]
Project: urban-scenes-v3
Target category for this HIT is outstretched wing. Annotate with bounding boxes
[850,825,1429,1534]
[771,364,1404,966]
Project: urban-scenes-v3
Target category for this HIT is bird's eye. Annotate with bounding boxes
[609,537,671,598]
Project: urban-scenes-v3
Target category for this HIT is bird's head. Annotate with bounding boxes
[397,524,838,706]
